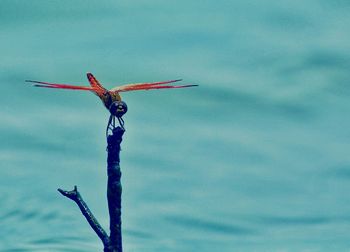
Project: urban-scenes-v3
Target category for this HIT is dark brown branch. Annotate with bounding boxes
[58,123,125,252]
[106,126,125,252]
[58,186,110,248]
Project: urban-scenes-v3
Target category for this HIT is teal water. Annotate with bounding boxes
[1,1,350,251]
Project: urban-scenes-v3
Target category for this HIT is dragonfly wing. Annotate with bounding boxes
[110,79,197,92]
[86,73,107,95]
[26,80,95,91]
[115,84,199,92]
[110,79,182,91]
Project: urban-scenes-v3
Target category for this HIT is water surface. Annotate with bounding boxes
[1,0,350,251]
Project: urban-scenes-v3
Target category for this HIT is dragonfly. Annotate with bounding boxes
[26,73,197,132]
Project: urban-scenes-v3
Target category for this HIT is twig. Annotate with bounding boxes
[57,186,110,248]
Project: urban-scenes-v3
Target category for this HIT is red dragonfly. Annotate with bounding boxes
[27,73,197,130]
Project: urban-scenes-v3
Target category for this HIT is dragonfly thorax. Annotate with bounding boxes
[101,91,122,110]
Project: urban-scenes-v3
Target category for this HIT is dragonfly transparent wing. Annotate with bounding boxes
[110,79,198,92]
[26,80,96,91]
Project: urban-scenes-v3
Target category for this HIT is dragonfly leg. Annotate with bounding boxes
[106,114,114,137]
[112,116,116,128]
[117,116,125,131]
[107,115,125,137]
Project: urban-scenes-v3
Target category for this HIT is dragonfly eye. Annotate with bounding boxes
[109,101,128,118]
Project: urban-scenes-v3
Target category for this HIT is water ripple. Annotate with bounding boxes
[165,215,255,235]
[257,215,330,226]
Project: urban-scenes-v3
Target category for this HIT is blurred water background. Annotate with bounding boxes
[1,0,350,251]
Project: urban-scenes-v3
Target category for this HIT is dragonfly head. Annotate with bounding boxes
[109,101,128,118]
